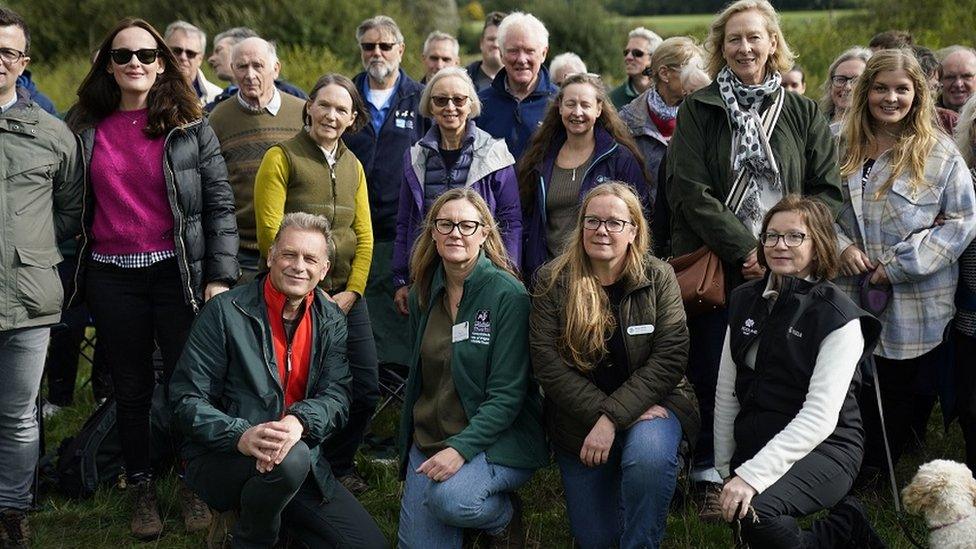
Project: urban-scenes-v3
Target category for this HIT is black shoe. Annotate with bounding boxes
[831,497,887,549]
[0,508,29,549]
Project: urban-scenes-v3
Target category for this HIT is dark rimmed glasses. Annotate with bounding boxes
[623,48,648,58]
[431,95,469,108]
[109,48,160,65]
[0,47,26,64]
[760,231,807,247]
[170,46,200,59]
[582,216,633,233]
[830,74,859,88]
[360,42,397,52]
[434,219,484,236]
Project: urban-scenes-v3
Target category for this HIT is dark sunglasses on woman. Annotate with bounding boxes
[431,95,468,108]
[109,48,160,65]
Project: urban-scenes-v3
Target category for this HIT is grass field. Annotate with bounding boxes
[33,359,956,548]
[616,9,860,36]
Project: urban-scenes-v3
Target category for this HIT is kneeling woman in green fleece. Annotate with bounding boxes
[396,188,547,548]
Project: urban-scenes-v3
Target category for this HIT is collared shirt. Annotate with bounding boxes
[91,249,177,268]
[0,93,18,113]
[317,139,338,169]
[237,87,282,116]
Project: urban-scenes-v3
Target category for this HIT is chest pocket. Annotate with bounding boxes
[5,154,58,212]
[882,178,943,240]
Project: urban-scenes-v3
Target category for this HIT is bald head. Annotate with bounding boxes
[231,37,281,108]
[941,48,976,110]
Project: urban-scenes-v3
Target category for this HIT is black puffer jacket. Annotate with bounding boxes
[72,118,239,311]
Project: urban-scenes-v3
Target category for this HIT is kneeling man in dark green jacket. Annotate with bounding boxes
[169,212,386,549]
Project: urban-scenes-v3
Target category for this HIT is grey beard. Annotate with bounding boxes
[367,62,394,83]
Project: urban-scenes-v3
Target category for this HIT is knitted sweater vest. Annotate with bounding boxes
[209,95,305,250]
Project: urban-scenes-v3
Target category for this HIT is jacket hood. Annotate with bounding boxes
[410,121,515,185]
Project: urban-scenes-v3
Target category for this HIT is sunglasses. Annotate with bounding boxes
[360,42,397,52]
[431,95,468,108]
[170,47,200,59]
[109,48,160,65]
[623,48,647,58]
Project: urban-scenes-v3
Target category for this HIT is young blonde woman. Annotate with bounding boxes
[835,49,976,478]
[530,182,698,548]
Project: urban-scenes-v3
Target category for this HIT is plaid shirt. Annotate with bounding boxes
[835,137,976,360]
[90,250,177,269]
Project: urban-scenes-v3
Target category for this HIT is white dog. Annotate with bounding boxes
[902,459,976,548]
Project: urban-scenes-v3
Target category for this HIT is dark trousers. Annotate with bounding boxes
[85,258,195,477]
[956,332,976,473]
[740,451,858,548]
[861,345,943,473]
[46,255,111,405]
[322,297,379,476]
[185,442,387,549]
[686,307,728,473]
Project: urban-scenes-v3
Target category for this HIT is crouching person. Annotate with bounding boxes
[169,212,387,549]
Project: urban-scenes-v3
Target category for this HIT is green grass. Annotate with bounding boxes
[616,9,862,37]
[35,358,955,547]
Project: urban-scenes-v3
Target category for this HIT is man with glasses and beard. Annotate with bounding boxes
[339,15,424,495]
[164,21,221,106]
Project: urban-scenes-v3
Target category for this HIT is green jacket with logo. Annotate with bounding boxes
[169,277,352,500]
[0,91,83,331]
[398,254,548,478]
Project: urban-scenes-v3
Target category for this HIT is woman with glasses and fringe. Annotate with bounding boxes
[530,182,698,548]
[392,67,521,316]
[518,73,648,283]
[396,188,546,548]
[65,18,238,539]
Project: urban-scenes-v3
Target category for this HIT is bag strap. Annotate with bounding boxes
[725,89,786,213]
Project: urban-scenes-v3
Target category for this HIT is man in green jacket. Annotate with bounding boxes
[0,8,84,547]
[169,213,386,549]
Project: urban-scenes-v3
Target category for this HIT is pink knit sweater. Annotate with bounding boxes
[90,109,175,256]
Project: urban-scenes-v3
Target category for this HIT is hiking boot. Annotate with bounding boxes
[698,482,725,523]
[179,479,212,532]
[0,508,29,549]
[128,477,163,539]
[487,493,524,549]
[337,472,369,495]
[206,510,237,549]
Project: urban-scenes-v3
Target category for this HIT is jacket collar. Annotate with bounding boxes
[418,121,477,151]
[428,252,498,305]
[540,124,618,170]
[489,65,557,101]
[0,88,39,126]
[232,275,334,328]
[620,89,668,145]
[410,121,514,185]
[355,68,422,104]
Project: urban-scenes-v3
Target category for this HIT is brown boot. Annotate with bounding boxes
[698,482,725,523]
[206,510,237,549]
[128,478,163,539]
[179,479,212,532]
[0,508,29,549]
[486,493,524,549]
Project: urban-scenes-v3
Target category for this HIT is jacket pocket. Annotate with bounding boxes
[15,246,64,318]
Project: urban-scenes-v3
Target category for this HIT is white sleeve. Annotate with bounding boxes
[734,319,864,493]
[713,327,739,480]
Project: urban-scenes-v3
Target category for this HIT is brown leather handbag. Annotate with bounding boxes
[668,246,725,317]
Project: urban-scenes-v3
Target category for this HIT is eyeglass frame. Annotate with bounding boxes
[830,74,859,88]
[109,48,161,65]
[582,216,634,233]
[623,48,648,59]
[760,231,808,247]
[433,219,485,236]
[169,46,200,59]
[0,47,26,65]
[360,42,398,52]
[431,95,469,108]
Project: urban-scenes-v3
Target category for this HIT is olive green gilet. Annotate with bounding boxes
[277,130,360,292]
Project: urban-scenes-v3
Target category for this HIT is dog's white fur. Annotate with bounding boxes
[902,459,976,548]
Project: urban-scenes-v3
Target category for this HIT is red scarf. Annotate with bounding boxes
[264,278,313,409]
[647,107,676,139]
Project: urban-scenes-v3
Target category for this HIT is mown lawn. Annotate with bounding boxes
[34,358,953,548]
[616,9,861,36]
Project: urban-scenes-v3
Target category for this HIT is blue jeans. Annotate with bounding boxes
[398,446,533,548]
[0,327,50,510]
[556,413,682,549]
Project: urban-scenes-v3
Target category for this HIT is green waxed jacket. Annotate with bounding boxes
[398,254,548,478]
[0,91,83,331]
[169,277,352,500]
[665,82,842,267]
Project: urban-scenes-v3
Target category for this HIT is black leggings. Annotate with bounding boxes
[956,332,976,473]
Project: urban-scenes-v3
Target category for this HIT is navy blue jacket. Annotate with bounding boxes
[16,71,57,116]
[343,69,425,241]
[477,66,558,159]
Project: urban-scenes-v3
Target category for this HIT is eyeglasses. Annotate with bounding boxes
[109,48,160,65]
[433,219,484,236]
[623,48,647,58]
[0,47,25,65]
[941,72,976,84]
[760,231,807,247]
[170,47,200,59]
[831,75,859,88]
[360,42,397,52]
[431,95,469,108]
[583,216,633,233]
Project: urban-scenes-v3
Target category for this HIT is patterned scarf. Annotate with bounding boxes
[716,65,783,226]
[646,88,679,121]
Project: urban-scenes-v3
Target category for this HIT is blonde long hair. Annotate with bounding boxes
[703,0,795,79]
[839,49,938,197]
[409,188,515,309]
[535,183,650,372]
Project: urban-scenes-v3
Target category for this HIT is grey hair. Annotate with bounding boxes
[213,27,258,47]
[231,37,278,66]
[627,27,663,53]
[550,52,587,83]
[271,212,333,257]
[419,67,482,118]
[955,93,976,167]
[497,12,549,51]
[356,15,404,44]
[819,46,872,119]
[938,45,976,63]
[423,31,459,58]
[164,20,206,51]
